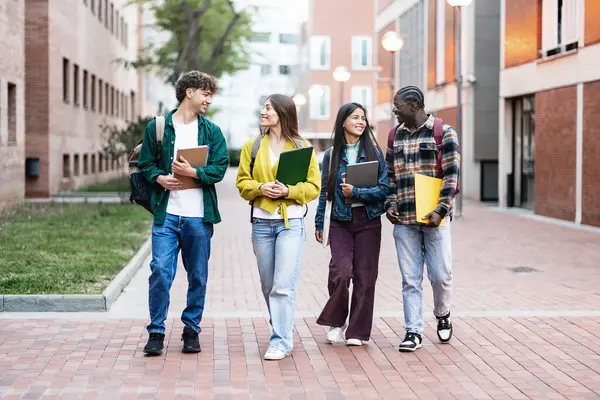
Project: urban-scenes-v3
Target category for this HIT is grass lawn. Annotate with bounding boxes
[0,203,152,295]
[77,175,130,192]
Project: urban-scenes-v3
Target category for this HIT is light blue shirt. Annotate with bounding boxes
[345,141,363,208]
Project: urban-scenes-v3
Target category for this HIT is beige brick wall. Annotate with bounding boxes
[26,0,140,197]
[0,0,25,208]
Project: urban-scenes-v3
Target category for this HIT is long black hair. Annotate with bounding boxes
[326,102,381,201]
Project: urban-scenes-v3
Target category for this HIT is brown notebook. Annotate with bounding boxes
[174,146,209,190]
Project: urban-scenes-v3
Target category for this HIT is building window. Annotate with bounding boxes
[111,87,115,116]
[104,154,109,171]
[105,83,109,115]
[260,64,272,76]
[104,0,108,28]
[351,36,372,70]
[541,0,580,57]
[130,91,136,119]
[99,153,104,172]
[121,92,125,118]
[98,79,103,113]
[83,70,89,109]
[435,0,445,85]
[74,154,80,176]
[91,154,96,174]
[310,36,330,70]
[110,3,114,33]
[63,58,69,102]
[73,64,80,106]
[98,0,102,21]
[279,65,291,75]
[308,85,330,120]
[91,0,95,15]
[116,90,119,118]
[83,154,89,175]
[63,154,70,178]
[124,22,128,47]
[351,86,373,119]
[8,83,17,145]
[91,75,96,111]
[250,32,271,43]
[279,34,298,44]
[121,17,125,45]
[124,94,128,121]
[115,11,119,38]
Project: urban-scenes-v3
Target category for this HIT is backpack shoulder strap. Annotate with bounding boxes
[433,118,443,147]
[249,133,265,178]
[387,125,399,150]
[155,115,165,144]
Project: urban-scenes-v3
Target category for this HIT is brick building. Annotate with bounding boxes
[297,0,376,161]
[0,0,25,208]
[498,0,600,227]
[374,0,502,202]
[22,0,140,198]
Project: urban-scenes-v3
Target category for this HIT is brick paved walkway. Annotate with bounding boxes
[2,169,600,399]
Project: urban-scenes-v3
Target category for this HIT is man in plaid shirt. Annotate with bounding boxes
[385,86,460,352]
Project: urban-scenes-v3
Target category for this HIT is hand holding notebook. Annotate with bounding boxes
[173,145,209,190]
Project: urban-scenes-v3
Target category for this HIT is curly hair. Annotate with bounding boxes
[174,71,218,103]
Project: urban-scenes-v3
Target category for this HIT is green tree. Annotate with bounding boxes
[132,0,254,85]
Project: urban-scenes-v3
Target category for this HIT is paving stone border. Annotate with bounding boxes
[0,237,151,312]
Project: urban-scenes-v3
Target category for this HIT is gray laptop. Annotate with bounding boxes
[346,161,379,188]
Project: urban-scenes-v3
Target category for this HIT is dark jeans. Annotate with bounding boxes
[316,207,382,341]
[147,213,213,334]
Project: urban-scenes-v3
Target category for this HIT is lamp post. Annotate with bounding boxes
[447,0,471,218]
[381,31,404,129]
[332,66,351,109]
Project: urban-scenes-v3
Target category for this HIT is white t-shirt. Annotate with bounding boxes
[253,146,305,220]
[166,120,204,218]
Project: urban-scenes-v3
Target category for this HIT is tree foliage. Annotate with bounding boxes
[131,0,254,85]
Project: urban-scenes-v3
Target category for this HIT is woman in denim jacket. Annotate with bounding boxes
[314,103,389,346]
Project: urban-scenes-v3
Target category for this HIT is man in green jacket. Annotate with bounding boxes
[138,71,229,355]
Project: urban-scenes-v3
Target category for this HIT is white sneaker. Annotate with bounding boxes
[346,338,363,346]
[263,346,289,361]
[326,326,345,344]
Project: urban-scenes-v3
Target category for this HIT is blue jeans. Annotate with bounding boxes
[393,222,452,334]
[252,218,306,353]
[147,213,213,334]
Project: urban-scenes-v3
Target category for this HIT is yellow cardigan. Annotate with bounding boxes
[235,134,321,228]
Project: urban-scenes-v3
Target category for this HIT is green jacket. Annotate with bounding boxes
[138,110,229,225]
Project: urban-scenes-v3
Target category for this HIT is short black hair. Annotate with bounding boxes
[395,85,425,109]
[174,71,218,103]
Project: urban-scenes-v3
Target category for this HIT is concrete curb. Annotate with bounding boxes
[0,237,151,313]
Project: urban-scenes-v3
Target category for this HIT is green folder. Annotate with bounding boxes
[276,146,313,185]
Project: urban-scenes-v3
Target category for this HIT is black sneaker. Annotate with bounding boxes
[399,332,422,352]
[143,332,165,356]
[436,313,453,343]
[181,327,201,353]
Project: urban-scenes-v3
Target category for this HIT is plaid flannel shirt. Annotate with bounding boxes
[384,114,460,225]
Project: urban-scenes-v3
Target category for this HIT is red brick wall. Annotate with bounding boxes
[584,0,600,46]
[504,0,541,68]
[582,81,600,227]
[24,0,50,198]
[378,23,395,105]
[534,86,577,221]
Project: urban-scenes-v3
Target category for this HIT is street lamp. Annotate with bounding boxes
[332,66,351,109]
[381,31,404,129]
[447,0,472,218]
[292,93,306,106]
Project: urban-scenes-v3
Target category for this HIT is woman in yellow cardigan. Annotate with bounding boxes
[236,94,321,360]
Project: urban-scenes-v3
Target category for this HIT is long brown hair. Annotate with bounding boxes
[264,94,303,148]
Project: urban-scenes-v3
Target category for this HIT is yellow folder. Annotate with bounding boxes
[414,173,446,226]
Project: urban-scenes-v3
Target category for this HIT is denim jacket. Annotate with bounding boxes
[315,146,389,230]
